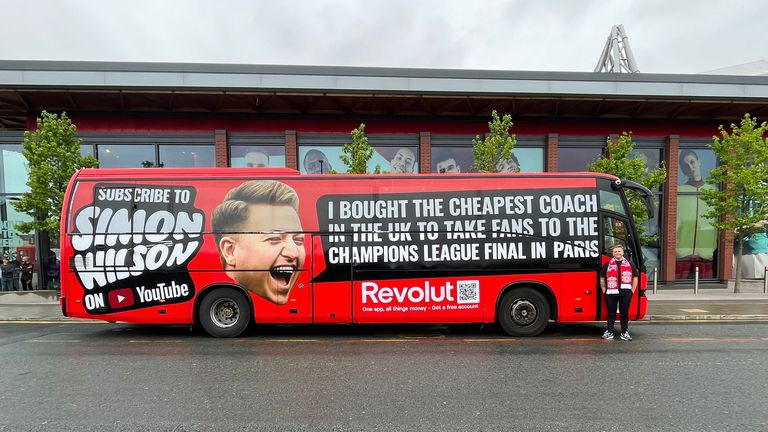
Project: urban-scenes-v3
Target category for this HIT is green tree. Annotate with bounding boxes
[471,110,517,173]
[588,132,667,244]
[12,111,98,238]
[700,114,768,293]
[335,123,381,174]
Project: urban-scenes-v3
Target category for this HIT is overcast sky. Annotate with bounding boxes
[1,0,765,74]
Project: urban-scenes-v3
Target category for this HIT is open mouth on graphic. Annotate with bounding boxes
[270,266,295,286]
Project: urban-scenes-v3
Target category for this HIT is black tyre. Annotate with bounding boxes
[198,288,251,338]
[497,288,550,337]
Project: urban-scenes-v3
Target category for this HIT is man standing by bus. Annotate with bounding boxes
[600,244,638,341]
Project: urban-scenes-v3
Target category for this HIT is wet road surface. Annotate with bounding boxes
[1,321,766,431]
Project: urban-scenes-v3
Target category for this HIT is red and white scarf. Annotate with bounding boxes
[606,258,633,295]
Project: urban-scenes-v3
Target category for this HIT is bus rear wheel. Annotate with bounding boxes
[497,288,550,337]
[199,288,251,338]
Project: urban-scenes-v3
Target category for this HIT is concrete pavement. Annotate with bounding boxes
[1,285,767,322]
[645,282,768,320]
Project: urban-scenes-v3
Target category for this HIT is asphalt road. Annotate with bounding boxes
[1,321,767,432]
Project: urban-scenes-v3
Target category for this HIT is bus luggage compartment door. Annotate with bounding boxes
[311,234,352,323]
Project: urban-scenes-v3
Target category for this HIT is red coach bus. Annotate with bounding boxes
[60,168,653,337]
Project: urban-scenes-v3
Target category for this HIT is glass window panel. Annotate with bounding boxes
[678,148,716,188]
[736,233,768,279]
[0,145,30,194]
[230,145,286,168]
[631,148,664,191]
[431,147,473,173]
[599,190,627,215]
[675,193,718,279]
[641,201,662,275]
[512,148,545,173]
[80,145,94,158]
[97,144,155,168]
[159,145,215,168]
[430,146,544,173]
[602,217,636,261]
[0,197,37,289]
[558,147,602,172]
[373,146,419,174]
[676,148,718,279]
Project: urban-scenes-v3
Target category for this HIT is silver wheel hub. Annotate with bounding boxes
[510,299,537,326]
[210,298,239,328]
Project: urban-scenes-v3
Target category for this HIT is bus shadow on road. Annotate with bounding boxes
[95,321,607,340]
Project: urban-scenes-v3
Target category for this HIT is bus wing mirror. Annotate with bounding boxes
[612,179,655,219]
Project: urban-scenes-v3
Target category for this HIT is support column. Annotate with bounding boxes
[214,129,228,167]
[420,132,431,173]
[546,134,558,172]
[662,135,679,283]
[285,130,297,170]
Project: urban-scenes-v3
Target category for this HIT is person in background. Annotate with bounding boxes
[600,244,638,341]
[19,256,33,291]
[1,257,15,291]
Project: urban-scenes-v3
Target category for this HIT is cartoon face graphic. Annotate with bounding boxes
[220,204,306,305]
[214,180,307,305]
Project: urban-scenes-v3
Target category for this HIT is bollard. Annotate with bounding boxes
[764,267,768,294]
[653,267,658,294]
[694,266,699,294]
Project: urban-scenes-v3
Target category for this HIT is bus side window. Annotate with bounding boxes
[599,190,627,216]
[602,217,634,261]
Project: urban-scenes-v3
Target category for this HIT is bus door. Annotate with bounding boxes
[310,234,353,323]
[598,213,640,321]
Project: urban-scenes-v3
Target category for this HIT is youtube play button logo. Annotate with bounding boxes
[108,288,135,309]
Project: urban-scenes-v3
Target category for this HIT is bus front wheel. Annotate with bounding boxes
[497,288,550,337]
[199,288,251,338]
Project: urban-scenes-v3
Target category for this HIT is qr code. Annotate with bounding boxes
[457,280,480,304]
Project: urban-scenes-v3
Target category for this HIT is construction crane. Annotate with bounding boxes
[594,24,640,73]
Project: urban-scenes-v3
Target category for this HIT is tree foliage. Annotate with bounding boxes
[335,123,381,174]
[588,132,667,243]
[12,111,98,237]
[471,111,516,173]
[700,114,768,292]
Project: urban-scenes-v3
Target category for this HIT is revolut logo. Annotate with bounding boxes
[71,184,204,314]
[361,280,480,305]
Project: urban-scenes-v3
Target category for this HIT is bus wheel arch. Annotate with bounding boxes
[194,284,254,338]
[496,283,555,337]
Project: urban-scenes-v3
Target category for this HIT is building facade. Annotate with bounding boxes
[3,61,768,288]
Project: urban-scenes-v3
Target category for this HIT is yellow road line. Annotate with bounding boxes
[27,339,80,343]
